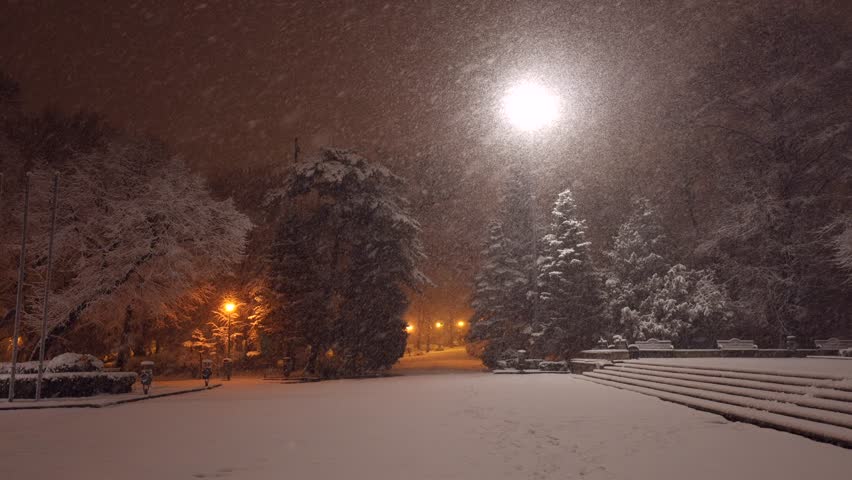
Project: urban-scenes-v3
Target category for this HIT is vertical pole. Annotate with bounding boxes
[36,172,60,401]
[9,172,32,402]
[528,168,539,327]
[294,137,301,163]
[227,311,232,360]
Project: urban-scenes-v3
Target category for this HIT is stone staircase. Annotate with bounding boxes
[577,360,852,448]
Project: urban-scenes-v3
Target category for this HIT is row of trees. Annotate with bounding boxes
[468,174,733,367]
[0,72,425,376]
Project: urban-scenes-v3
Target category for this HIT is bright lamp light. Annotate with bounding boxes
[501,81,560,131]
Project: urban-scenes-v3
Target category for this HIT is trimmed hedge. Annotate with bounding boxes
[539,361,569,372]
[0,353,104,375]
[0,372,137,399]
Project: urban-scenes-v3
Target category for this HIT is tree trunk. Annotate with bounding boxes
[116,305,133,369]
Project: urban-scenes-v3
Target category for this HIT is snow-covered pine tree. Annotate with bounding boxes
[604,197,671,340]
[605,198,733,346]
[268,148,426,376]
[468,221,528,367]
[534,189,602,358]
[467,167,538,367]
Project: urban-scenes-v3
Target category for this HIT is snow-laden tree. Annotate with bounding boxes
[467,167,537,367]
[604,198,732,346]
[627,265,733,346]
[533,189,602,358]
[686,13,852,343]
[268,148,426,376]
[1,136,252,364]
[828,211,852,282]
[604,198,670,339]
[468,221,528,367]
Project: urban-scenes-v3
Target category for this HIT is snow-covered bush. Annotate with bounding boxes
[539,361,569,372]
[841,348,852,358]
[0,353,103,374]
[634,265,734,345]
[47,353,104,373]
[0,372,136,399]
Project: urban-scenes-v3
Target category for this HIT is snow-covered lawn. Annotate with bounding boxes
[2,374,850,479]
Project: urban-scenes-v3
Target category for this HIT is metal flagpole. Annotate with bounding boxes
[35,172,60,401]
[9,172,32,402]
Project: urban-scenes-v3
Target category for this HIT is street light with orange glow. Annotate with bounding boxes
[405,324,414,333]
[457,320,465,328]
[223,301,237,380]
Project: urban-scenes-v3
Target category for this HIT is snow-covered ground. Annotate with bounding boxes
[2,374,851,479]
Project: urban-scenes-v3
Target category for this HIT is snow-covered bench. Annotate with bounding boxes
[716,338,758,350]
[629,338,674,350]
[814,338,852,350]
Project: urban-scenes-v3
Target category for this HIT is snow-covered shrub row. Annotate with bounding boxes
[539,361,569,372]
[0,372,136,398]
[841,348,852,358]
[0,353,103,374]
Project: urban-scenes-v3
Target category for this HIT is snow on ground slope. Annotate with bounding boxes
[2,375,851,479]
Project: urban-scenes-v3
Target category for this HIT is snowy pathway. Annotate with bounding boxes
[2,375,850,479]
[391,346,486,374]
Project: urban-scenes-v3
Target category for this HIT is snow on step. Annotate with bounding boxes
[614,362,852,392]
[610,365,852,403]
[577,375,852,448]
[622,359,851,381]
[599,368,852,415]
[584,371,852,429]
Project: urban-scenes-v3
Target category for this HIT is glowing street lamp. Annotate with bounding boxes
[457,320,466,328]
[405,324,414,333]
[435,321,444,329]
[223,301,237,380]
[501,81,561,132]
[500,80,562,327]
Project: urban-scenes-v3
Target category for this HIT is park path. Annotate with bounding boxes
[390,346,485,375]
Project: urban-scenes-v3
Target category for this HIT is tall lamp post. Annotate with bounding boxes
[500,80,562,327]
[224,302,236,380]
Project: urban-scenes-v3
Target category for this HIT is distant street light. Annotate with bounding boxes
[457,320,465,328]
[405,324,414,333]
[435,322,444,349]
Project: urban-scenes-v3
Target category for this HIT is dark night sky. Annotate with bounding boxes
[2,0,849,321]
